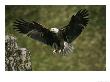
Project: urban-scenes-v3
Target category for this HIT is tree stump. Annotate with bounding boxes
[5,35,32,71]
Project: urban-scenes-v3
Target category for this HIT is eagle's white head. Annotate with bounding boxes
[50,28,59,33]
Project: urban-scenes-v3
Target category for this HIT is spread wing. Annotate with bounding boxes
[61,9,89,43]
[13,19,55,46]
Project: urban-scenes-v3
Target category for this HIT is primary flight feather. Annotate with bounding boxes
[13,9,89,55]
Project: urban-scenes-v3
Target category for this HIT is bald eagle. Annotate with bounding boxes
[13,9,89,55]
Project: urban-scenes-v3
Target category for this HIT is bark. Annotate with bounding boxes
[5,35,32,71]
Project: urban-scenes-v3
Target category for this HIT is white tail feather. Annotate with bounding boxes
[59,41,74,55]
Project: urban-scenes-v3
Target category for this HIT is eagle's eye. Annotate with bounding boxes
[50,28,59,33]
[50,28,54,31]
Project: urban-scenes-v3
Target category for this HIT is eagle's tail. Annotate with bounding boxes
[59,41,74,55]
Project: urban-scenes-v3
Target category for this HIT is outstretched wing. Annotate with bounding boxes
[61,9,89,43]
[13,19,55,46]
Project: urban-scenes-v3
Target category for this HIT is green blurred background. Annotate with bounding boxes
[5,5,106,71]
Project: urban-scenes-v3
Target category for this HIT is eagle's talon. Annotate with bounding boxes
[58,49,62,53]
[53,50,57,54]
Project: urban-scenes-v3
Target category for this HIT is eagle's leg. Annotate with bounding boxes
[52,43,59,54]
